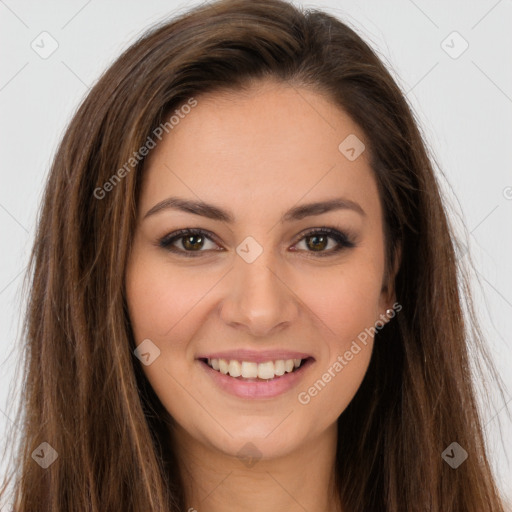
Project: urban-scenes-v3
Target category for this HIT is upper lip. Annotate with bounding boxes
[196,349,314,364]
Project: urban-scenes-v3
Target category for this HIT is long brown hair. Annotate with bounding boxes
[1,0,509,510]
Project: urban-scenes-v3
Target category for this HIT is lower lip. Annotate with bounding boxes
[198,358,314,399]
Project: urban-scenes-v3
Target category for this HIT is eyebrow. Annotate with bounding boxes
[143,196,366,223]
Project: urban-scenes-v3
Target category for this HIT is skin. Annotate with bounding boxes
[125,80,398,512]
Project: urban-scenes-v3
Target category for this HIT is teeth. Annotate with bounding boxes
[241,361,258,378]
[257,361,275,380]
[274,360,285,376]
[228,360,242,377]
[219,359,229,375]
[205,357,305,380]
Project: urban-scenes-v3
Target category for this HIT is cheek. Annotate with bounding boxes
[294,258,384,348]
[288,259,383,416]
[125,251,223,389]
[295,271,378,418]
[297,342,372,414]
[125,254,206,422]
[125,254,213,340]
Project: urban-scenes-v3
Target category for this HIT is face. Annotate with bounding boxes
[125,80,396,461]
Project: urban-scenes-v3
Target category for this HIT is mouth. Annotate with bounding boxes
[198,356,314,382]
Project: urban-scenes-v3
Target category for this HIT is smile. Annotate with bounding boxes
[203,357,306,380]
[197,356,315,399]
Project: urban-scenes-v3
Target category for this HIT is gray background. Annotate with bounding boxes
[1,0,511,505]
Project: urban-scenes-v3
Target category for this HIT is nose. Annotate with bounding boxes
[218,249,300,337]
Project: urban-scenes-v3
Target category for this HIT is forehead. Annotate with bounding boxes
[140,81,381,226]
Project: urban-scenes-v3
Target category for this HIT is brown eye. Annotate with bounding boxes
[158,229,220,257]
[293,228,356,256]
[305,233,329,252]
[181,233,205,251]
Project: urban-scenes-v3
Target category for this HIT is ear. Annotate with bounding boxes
[379,243,401,313]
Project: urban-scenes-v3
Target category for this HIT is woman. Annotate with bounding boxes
[1,0,508,510]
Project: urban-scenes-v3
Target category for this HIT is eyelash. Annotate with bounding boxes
[157,227,356,258]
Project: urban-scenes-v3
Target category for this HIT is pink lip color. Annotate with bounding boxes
[198,358,314,399]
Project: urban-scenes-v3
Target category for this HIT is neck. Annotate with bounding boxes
[171,422,343,512]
